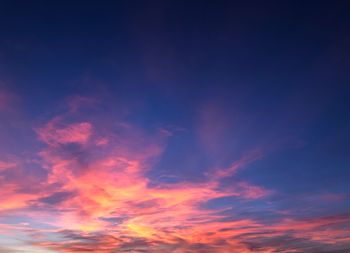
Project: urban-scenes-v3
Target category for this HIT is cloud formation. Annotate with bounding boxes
[0,97,349,253]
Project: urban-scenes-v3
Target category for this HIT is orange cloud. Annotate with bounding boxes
[0,184,36,211]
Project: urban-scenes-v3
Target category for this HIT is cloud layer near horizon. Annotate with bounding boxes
[0,96,349,253]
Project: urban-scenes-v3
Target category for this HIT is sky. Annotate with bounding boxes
[0,1,350,252]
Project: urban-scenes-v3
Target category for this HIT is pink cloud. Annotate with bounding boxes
[24,105,273,252]
[0,160,17,171]
[0,97,349,253]
[236,181,272,199]
[37,120,92,146]
[210,149,264,179]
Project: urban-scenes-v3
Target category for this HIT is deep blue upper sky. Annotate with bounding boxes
[2,0,349,189]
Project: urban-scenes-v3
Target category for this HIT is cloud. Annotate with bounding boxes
[210,149,264,179]
[37,120,92,146]
[0,160,17,171]
[0,97,349,253]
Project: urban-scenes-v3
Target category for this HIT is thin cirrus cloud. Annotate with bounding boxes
[0,96,349,253]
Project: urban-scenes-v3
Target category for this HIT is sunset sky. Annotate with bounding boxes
[0,1,350,252]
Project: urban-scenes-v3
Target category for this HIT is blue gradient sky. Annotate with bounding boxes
[0,1,349,252]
